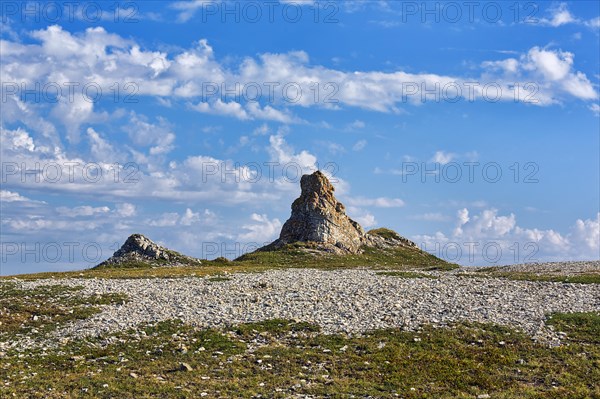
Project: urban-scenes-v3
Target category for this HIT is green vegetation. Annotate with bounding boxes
[205,276,232,283]
[547,312,600,344]
[368,227,402,240]
[3,243,456,280]
[0,282,127,340]
[1,313,599,398]
[211,256,230,264]
[236,242,456,271]
[376,271,438,279]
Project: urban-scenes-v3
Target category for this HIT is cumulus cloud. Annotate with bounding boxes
[87,127,116,160]
[350,210,377,228]
[237,213,282,242]
[123,113,176,155]
[56,205,111,217]
[537,2,577,27]
[533,3,599,29]
[481,46,597,104]
[0,190,39,203]
[0,125,315,206]
[116,203,137,217]
[2,25,596,146]
[180,208,201,226]
[268,134,318,172]
[414,208,600,265]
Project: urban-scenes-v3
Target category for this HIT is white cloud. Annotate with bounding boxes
[116,203,137,217]
[0,125,297,206]
[481,46,597,104]
[0,190,36,203]
[246,102,300,124]
[571,213,600,254]
[585,16,600,29]
[87,127,116,160]
[170,0,225,22]
[317,140,346,155]
[1,127,35,152]
[180,208,200,226]
[353,212,377,228]
[2,24,596,143]
[533,3,600,29]
[237,213,282,242]
[430,150,456,165]
[123,113,176,155]
[588,103,600,116]
[149,212,180,227]
[525,47,573,81]
[454,208,516,238]
[537,2,577,27]
[346,120,366,130]
[268,134,318,172]
[56,205,111,217]
[352,139,367,151]
[192,99,250,120]
[347,197,405,208]
[414,208,600,265]
[410,213,451,222]
[253,123,270,136]
[191,100,300,123]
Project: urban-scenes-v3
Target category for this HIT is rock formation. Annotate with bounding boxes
[96,234,201,267]
[259,171,417,254]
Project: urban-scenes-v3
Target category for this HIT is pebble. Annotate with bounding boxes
[179,362,193,372]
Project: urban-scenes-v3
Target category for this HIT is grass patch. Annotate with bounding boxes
[236,243,457,271]
[367,228,402,240]
[2,263,271,281]
[0,282,127,340]
[205,276,231,283]
[547,312,600,344]
[4,243,456,280]
[1,313,599,398]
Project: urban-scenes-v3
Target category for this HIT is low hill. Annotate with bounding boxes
[95,234,202,269]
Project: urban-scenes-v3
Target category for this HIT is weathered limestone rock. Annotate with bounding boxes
[96,234,201,267]
[260,171,416,254]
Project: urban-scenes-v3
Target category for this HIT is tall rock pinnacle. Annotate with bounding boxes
[258,171,417,255]
[275,171,367,253]
[264,171,366,253]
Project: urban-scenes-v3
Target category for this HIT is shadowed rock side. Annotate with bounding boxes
[258,171,417,254]
[96,234,201,268]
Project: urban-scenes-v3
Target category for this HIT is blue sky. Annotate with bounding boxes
[1,1,599,274]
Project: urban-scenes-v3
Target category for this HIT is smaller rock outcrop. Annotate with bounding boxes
[96,234,201,268]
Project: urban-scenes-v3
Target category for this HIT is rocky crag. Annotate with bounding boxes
[259,171,417,254]
[96,234,201,268]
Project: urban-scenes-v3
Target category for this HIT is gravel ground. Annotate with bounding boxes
[469,260,600,275]
[4,263,600,350]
